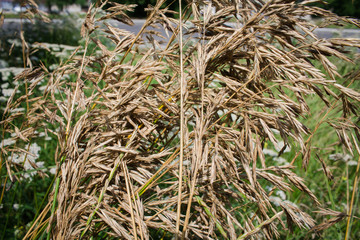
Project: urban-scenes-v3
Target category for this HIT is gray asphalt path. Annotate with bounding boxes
[107,19,360,39]
[2,18,360,41]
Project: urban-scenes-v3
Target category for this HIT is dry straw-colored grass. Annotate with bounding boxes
[1,0,360,239]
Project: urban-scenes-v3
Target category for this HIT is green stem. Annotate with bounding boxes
[80,152,125,238]
[46,155,65,240]
[195,196,227,239]
[1,182,18,240]
[325,176,335,210]
[47,176,60,240]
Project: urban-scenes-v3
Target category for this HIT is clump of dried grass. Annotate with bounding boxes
[1,0,360,239]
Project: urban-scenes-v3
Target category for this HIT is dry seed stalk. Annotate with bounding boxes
[175,0,185,237]
[1,0,360,239]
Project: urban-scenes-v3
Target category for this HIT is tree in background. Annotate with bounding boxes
[110,0,181,18]
[108,0,360,19]
[326,0,360,18]
[306,0,360,18]
[123,0,157,17]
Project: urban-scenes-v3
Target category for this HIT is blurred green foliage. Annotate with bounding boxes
[307,0,360,18]
[325,0,360,18]
[110,0,181,18]
[106,0,360,19]
[107,0,360,19]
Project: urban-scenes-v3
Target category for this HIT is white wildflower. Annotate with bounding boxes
[10,108,25,113]
[273,157,288,165]
[269,196,282,207]
[2,88,16,97]
[263,148,277,157]
[49,64,59,71]
[28,76,42,84]
[188,120,196,126]
[37,161,45,168]
[1,138,15,147]
[8,39,22,47]
[23,158,33,170]
[1,82,9,89]
[48,45,60,51]
[29,142,41,157]
[0,67,24,82]
[271,128,280,135]
[95,49,103,56]
[183,160,191,166]
[347,161,358,166]
[62,75,70,80]
[274,141,291,153]
[276,190,287,200]
[24,173,31,179]
[283,200,298,208]
[54,51,70,59]
[13,204,20,210]
[49,167,57,175]
[0,59,8,68]
[216,109,228,116]
[231,114,237,122]
[329,153,352,162]
[9,143,42,180]
[39,85,47,91]
[11,153,23,164]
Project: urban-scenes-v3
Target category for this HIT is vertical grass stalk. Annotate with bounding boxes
[175,0,185,237]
